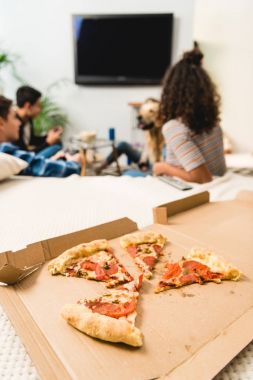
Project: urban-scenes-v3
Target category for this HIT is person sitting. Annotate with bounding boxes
[96,99,164,176]
[0,95,81,177]
[15,85,63,157]
[153,47,226,184]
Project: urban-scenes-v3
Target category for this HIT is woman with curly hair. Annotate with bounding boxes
[153,47,226,183]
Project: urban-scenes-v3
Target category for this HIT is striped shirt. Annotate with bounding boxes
[163,120,226,176]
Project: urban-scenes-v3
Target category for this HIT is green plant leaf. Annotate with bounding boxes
[33,96,69,136]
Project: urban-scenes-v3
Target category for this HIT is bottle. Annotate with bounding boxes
[108,127,115,142]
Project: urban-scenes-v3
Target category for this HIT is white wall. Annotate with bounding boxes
[194,0,253,152]
[0,0,194,142]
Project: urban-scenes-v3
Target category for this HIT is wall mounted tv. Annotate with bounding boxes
[72,14,173,85]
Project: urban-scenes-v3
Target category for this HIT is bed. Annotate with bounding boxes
[1,170,253,379]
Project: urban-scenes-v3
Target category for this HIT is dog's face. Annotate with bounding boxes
[137,98,160,130]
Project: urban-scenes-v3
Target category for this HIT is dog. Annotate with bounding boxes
[137,98,164,164]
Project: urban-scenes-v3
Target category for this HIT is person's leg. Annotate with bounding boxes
[36,144,62,159]
[106,141,141,165]
[95,141,141,174]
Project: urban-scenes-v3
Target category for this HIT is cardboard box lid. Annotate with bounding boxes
[153,190,253,256]
[0,217,137,285]
[153,191,210,224]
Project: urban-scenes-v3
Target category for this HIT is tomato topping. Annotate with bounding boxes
[86,298,137,318]
[182,260,222,281]
[142,256,156,268]
[152,244,162,254]
[127,246,138,257]
[183,260,208,272]
[163,262,182,279]
[95,265,109,280]
[203,271,223,280]
[80,260,97,271]
[105,263,118,275]
[179,273,202,285]
[137,274,143,290]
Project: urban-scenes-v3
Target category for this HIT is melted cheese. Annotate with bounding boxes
[188,248,241,280]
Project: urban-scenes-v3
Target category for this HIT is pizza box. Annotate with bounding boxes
[0,193,253,380]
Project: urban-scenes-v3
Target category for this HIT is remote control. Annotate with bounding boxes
[157,175,193,191]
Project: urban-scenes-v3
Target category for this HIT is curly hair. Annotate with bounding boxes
[159,48,221,135]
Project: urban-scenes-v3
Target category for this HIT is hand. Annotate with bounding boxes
[65,152,82,164]
[46,126,63,145]
[50,150,65,161]
[153,162,168,176]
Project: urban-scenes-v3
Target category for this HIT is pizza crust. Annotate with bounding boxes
[48,239,110,275]
[187,248,241,280]
[120,230,167,248]
[61,303,143,347]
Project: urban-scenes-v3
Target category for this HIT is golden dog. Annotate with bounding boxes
[137,98,164,164]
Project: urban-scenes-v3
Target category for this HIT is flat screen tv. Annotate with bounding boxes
[72,14,173,85]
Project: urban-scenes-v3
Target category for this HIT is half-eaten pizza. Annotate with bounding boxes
[120,231,167,279]
[61,276,143,347]
[155,247,241,293]
[48,239,133,288]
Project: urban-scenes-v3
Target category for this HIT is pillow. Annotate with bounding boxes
[0,152,28,181]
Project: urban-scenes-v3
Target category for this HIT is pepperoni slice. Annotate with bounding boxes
[127,246,138,258]
[163,262,182,279]
[137,274,143,290]
[142,256,156,268]
[80,260,97,271]
[203,271,223,281]
[183,260,222,281]
[179,273,202,285]
[105,263,118,275]
[183,260,209,272]
[95,265,109,280]
[152,244,162,254]
[86,298,137,318]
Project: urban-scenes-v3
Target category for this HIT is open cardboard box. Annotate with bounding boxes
[0,192,253,380]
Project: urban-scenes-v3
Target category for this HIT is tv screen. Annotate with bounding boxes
[72,14,173,85]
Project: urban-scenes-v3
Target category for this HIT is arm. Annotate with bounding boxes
[158,122,212,184]
[1,143,81,177]
[30,126,63,152]
[153,162,212,184]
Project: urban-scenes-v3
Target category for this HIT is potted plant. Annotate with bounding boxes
[0,48,23,92]
[33,95,69,136]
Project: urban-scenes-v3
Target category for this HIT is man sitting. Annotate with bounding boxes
[15,85,63,157]
[0,95,81,177]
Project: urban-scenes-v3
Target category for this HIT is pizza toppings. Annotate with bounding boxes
[121,232,167,279]
[61,249,133,287]
[142,255,156,268]
[155,252,241,293]
[85,298,137,319]
[127,246,138,258]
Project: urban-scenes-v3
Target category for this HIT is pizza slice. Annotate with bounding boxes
[155,247,242,293]
[48,239,133,288]
[61,276,143,347]
[120,231,167,279]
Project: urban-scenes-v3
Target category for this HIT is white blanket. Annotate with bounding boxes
[1,172,253,252]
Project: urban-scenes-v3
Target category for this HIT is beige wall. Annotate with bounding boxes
[194,0,253,152]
